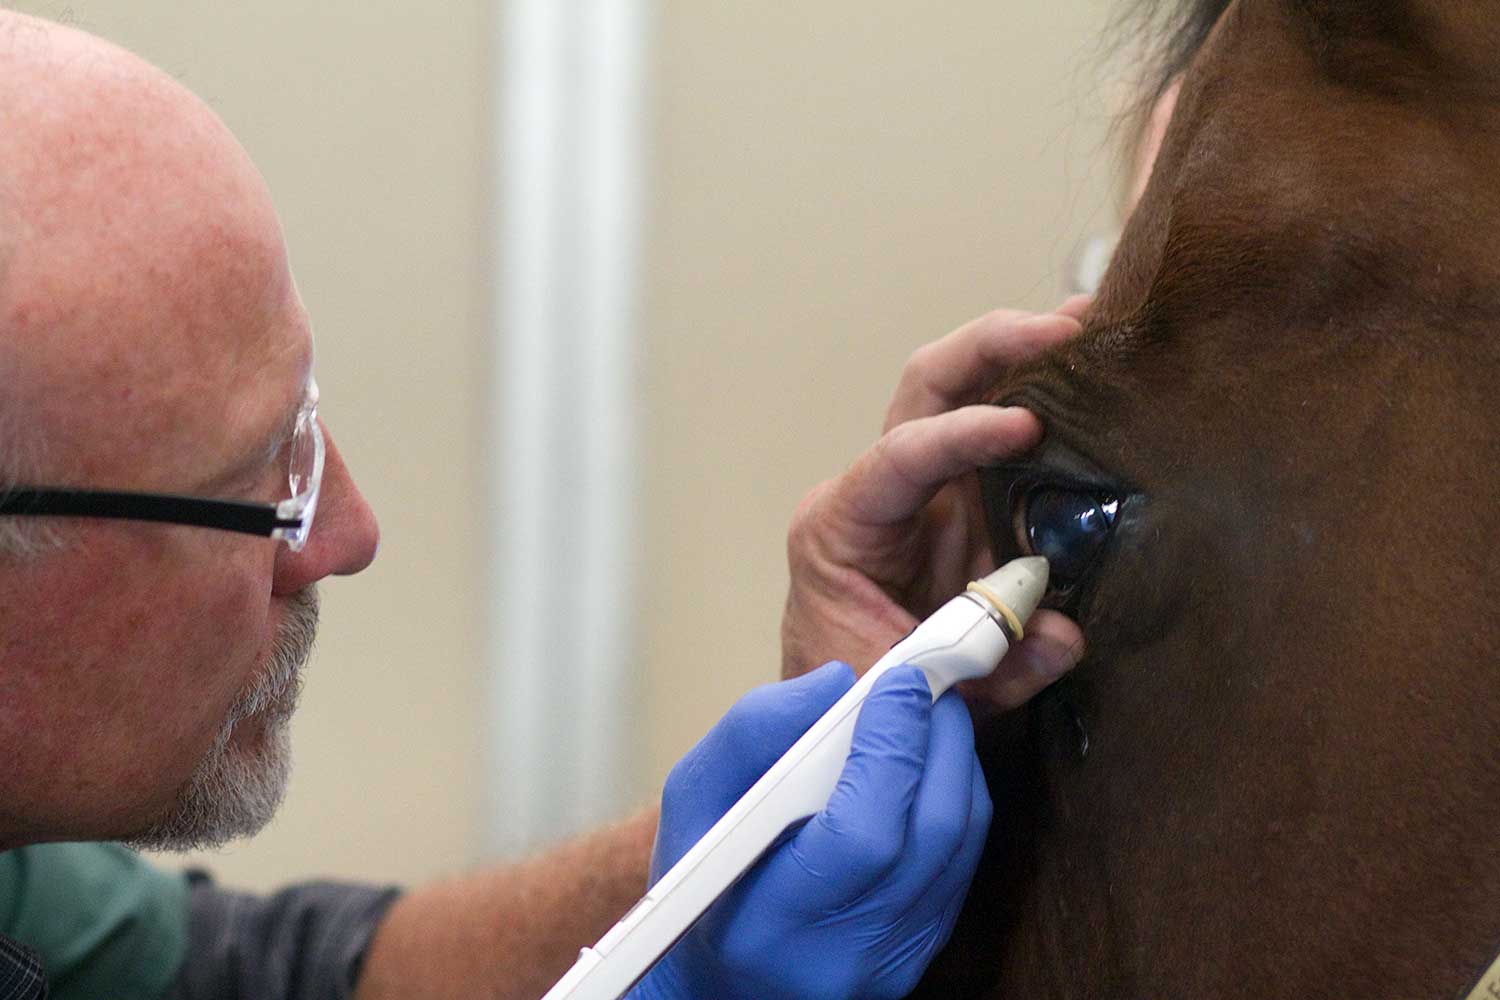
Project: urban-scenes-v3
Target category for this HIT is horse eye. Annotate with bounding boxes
[1013,487,1121,588]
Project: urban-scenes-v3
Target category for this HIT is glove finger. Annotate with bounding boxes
[911,747,994,935]
[655,662,856,875]
[684,660,857,808]
[777,666,933,912]
[865,749,992,1000]
[880,689,978,902]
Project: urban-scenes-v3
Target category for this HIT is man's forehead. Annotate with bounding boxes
[0,12,311,485]
[0,17,289,325]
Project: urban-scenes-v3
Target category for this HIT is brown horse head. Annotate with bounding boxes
[915,2,1500,996]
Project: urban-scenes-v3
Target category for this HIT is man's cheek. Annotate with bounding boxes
[76,540,268,760]
[163,559,269,695]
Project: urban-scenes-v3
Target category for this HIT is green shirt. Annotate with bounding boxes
[0,843,188,1000]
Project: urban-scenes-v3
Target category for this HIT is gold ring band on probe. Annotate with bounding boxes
[966,580,1025,642]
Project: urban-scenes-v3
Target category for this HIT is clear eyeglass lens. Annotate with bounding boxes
[288,411,316,499]
[279,380,323,550]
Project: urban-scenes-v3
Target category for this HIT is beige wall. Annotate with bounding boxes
[12,2,1124,891]
[639,1,1121,781]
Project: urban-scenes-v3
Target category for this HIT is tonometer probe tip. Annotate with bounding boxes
[966,556,1049,641]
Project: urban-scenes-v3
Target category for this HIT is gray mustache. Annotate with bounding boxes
[226,586,319,728]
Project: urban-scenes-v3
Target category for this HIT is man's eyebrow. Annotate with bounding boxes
[251,399,303,466]
[201,391,305,495]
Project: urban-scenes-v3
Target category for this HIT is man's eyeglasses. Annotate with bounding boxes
[0,379,325,551]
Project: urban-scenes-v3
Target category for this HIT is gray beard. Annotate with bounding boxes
[129,586,319,852]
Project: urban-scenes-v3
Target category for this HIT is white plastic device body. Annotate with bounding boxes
[541,557,1047,1000]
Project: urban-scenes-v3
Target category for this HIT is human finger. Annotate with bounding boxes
[1055,293,1094,321]
[830,406,1042,530]
[957,610,1084,709]
[884,310,1081,432]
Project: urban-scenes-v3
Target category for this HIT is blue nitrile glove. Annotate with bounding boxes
[628,661,992,1000]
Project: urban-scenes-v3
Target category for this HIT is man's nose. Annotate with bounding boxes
[271,425,379,596]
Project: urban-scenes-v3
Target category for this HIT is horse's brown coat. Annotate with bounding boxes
[913,2,1500,996]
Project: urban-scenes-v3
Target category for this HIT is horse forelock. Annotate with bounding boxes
[1121,0,1500,106]
[916,2,1500,998]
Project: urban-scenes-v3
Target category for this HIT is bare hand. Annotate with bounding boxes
[781,298,1090,708]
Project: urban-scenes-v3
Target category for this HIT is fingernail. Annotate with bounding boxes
[1019,312,1077,330]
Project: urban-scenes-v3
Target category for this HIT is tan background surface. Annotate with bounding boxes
[638,1,1123,792]
[12,1,1122,890]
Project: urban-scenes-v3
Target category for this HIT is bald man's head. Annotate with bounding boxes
[0,12,302,490]
[0,11,291,556]
[0,11,379,852]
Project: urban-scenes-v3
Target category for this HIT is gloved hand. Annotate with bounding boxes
[628,660,991,1000]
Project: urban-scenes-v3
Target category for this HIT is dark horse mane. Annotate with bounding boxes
[1118,0,1233,110]
[1121,0,1443,113]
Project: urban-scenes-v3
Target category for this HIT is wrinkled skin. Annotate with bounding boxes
[913,2,1500,997]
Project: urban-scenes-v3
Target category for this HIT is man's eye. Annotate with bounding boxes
[1013,487,1121,589]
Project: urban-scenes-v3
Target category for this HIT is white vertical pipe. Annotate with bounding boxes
[488,0,648,855]
[572,0,648,830]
